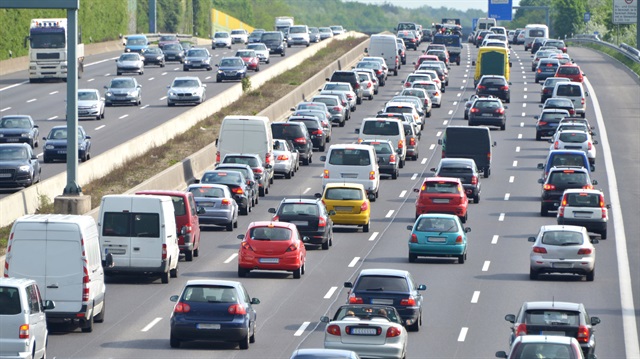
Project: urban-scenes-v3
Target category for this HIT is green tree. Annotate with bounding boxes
[552,0,586,39]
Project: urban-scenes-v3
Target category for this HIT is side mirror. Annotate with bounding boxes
[215,64,219,67]
[592,180,598,185]
[437,139,442,145]
[593,140,598,145]
[539,104,543,108]
[268,208,276,214]
[528,236,537,242]
[417,284,427,291]
[314,193,322,198]
[591,238,599,244]
[104,252,114,268]
[31,155,38,160]
[344,282,353,288]
[319,156,327,161]
[237,234,245,240]
[104,85,108,89]
[465,227,471,233]
[430,167,436,172]
[548,139,554,143]
[505,314,516,323]
[472,61,476,66]
[197,206,206,215]
[85,135,92,139]
[170,295,179,302]
[325,77,330,81]
[367,193,375,201]
[328,210,336,215]
[251,298,261,305]
[320,316,330,323]
[534,115,539,120]
[355,129,360,134]
[586,92,589,97]
[43,300,55,310]
[591,317,601,326]
[114,59,118,62]
[591,131,597,136]
[407,225,413,230]
[413,188,420,193]
[537,163,544,169]
[290,107,296,111]
[495,351,508,358]
[493,141,497,147]
[180,226,188,236]
[537,178,544,184]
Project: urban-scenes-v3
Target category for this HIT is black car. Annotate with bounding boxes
[214,163,260,207]
[344,269,426,331]
[422,29,433,42]
[402,122,420,161]
[183,47,213,71]
[162,43,185,63]
[42,125,92,163]
[505,301,600,358]
[0,143,41,188]
[541,97,576,116]
[288,116,326,152]
[538,166,597,216]
[535,58,560,83]
[531,37,549,54]
[535,109,571,140]
[199,170,254,215]
[141,47,165,67]
[271,122,313,165]
[260,31,286,56]
[220,153,272,197]
[326,71,363,105]
[361,139,400,179]
[215,57,247,83]
[397,31,418,50]
[268,198,334,249]
[476,75,510,102]
[0,115,39,148]
[468,98,507,130]
[431,158,481,203]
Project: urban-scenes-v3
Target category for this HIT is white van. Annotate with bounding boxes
[288,25,310,47]
[216,115,275,183]
[475,18,497,32]
[367,34,400,76]
[320,143,380,200]
[98,194,180,284]
[4,214,109,333]
[524,24,549,50]
[356,117,407,167]
[553,82,588,118]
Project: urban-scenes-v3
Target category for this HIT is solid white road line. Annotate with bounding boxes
[584,78,639,358]
[348,257,360,267]
[294,322,310,336]
[504,193,510,201]
[411,173,418,180]
[482,261,490,271]
[491,235,499,244]
[141,317,162,332]
[95,125,106,130]
[458,327,468,342]
[429,144,435,150]
[385,210,394,218]
[399,190,407,198]
[499,213,505,221]
[223,253,238,264]
[368,232,379,242]
[509,176,515,183]
[471,291,480,303]
[324,287,338,299]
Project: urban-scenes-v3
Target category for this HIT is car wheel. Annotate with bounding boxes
[81,315,94,333]
[392,170,398,180]
[194,246,199,257]
[474,193,480,203]
[293,266,302,279]
[183,67,189,71]
[266,59,270,64]
[238,266,249,277]
[256,66,260,72]
[369,94,373,100]
[240,205,249,215]
[408,252,417,263]
[168,102,174,107]
[460,213,467,223]
[540,204,549,217]
[302,156,309,165]
[319,144,325,152]
[407,315,420,332]
[234,220,238,228]
[357,97,362,105]
[161,270,170,284]
[536,133,542,141]
[400,158,405,168]
[170,263,178,278]
[322,239,329,250]
[216,77,221,83]
[586,268,595,282]
[484,167,490,178]
[529,267,538,280]
[116,71,122,76]
[393,69,398,76]
[185,249,194,262]
[239,332,250,350]
[600,229,607,240]
[249,324,256,343]
[363,222,370,233]
[339,119,345,127]
[500,123,506,131]
[226,221,234,231]
[301,261,305,275]
[458,253,466,264]
[170,334,180,348]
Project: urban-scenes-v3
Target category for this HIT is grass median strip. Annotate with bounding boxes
[0,37,364,255]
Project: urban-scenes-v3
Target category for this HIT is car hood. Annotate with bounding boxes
[218,65,246,71]
[143,53,163,59]
[0,128,31,136]
[169,86,202,93]
[45,139,86,146]
[78,100,100,107]
[118,60,141,66]
[163,50,183,55]
[0,159,30,167]
[186,56,209,62]
[107,87,137,94]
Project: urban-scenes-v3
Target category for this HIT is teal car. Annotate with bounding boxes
[407,214,470,264]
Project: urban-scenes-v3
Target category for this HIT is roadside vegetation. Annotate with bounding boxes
[567,41,640,77]
[0,37,364,256]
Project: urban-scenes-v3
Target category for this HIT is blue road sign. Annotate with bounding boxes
[472,18,478,31]
[488,0,513,21]
[584,12,591,23]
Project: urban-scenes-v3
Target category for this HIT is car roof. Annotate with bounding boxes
[540,224,587,232]
[425,176,463,184]
[136,190,189,197]
[521,301,582,311]
[184,279,242,288]
[515,335,577,345]
[324,182,366,190]
[216,163,253,169]
[224,153,260,159]
[0,277,36,287]
[358,268,410,278]
[281,198,321,204]
[439,158,476,167]
[247,221,297,229]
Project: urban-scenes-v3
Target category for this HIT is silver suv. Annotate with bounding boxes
[0,278,55,359]
[557,188,609,239]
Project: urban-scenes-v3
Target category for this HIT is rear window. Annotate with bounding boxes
[363,142,394,154]
[312,97,338,106]
[189,186,226,198]
[529,29,546,37]
[354,275,409,292]
[279,203,319,216]
[290,119,320,129]
[415,217,458,232]
[324,83,350,91]
[556,85,581,96]
[325,187,363,200]
[362,120,400,136]
[328,148,371,166]
[541,230,584,245]
[170,196,186,216]
[223,156,260,167]
[272,124,304,139]
[558,67,579,75]
[540,113,567,122]
[559,132,587,143]
[0,287,21,315]
[548,171,588,185]
[182,285,238,303]
[424,181,460,193]
[510,343,578,359]
[524,309,581,325]
[549,154,587,168]
[250,226,291,241]
[439,167,473,175]
[565,192,601,207]
[102,212,160,238]
[201,171,243,185]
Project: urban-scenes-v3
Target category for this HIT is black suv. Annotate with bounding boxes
[326,71,363,105]
[476,75,511,103]
[468,98,507,130]
[534,109,571,141]
[268,198,335,249]
[260,31,286,56]
[271,122,313,165]
[288,116,326,152]
[431,158,481,203]
[538,166,597,216]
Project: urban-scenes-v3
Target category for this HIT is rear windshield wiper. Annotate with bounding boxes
[364,287,385,291]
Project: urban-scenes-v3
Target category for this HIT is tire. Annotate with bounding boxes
[293,266,302,279]
[81,315,94,333]
[600,229,607,240]
[500,123,506,131]
[302,156,310,166]
[116,72,122,76]
[285,170,292,179]
[458,253,466,264]
[484,167,490,178]
[586,268,595,282]
[170,334,180,348]
[259,187,265,197]
[194,246,199,257]
[94,300,105,323]
[393,69,398,76]
[363,222,370,233]
[529,268,538,280]
[161,270,170,284]
[226,221,234,231]
[408,252,417,263]
[357,97,362,105]
[407,314,420,332]
[239,333,250,350]
[241,206,249,215]
[185,249,194,262]
[322,239,329,250]
[540,204,549,217]
[249,325,256,343]
[238,266,249,277]
[473,193,480,203]
[339,119,345,127]
[170,263,178,278]
[183,67,189,71]
[536,133,542,141]
[392,171,398,180]
[460,213,467,224]
[400,159,405,168]
[319,144,325,152]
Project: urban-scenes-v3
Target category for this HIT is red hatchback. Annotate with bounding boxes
[414,177,468,223]
[235,49,260,72]
[555,64,584,83]
[237,221,307,279]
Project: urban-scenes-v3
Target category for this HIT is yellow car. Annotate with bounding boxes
[319,183,371,232]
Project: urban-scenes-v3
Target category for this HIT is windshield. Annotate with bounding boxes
[187,50,208,57]
[78,91,98,101]
[215,32,229,38]
[220,58,244,67]
[126,38,146,46]
[47,128,84,140]
[120,54,139,61]
[164,44,181,51]
[30,29,65,49]
[189,186,226,198]
[0,117,31,129]
[201,171,243,186]
[0,147,28,161]
[110,79,135,88]
[172,79,200,88]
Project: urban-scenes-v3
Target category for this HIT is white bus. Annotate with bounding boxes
[524,24,549,51]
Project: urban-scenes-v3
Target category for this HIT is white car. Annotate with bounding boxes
[321,304,407,359]
[497,335,587,359]
[356,71,375,100]
[247,43,270,64]
[320,82,357,111]
[557,188,609,239]
[167,76,206,106]
[272,139,298,179]
[400,88,432,117]
[212,31,232,49]
[230,29,249,44]
[550,129,597,166]
[411,81,442,107]
[115,52,144,75]
[75,89,105,120]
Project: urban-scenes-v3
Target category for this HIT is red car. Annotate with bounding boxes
[235,49,260,71]
[414,54,439,70]
[414,177,468,223]
[555,64,584,83]
[237,221,307,278]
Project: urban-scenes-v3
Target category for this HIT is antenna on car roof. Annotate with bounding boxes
[552,296,555,307]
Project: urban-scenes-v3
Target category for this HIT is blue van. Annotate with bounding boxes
[125,34,150,53]
[538,150,592,179]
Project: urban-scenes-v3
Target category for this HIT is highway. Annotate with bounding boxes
[0,41,313,198]
[11,39,640,358]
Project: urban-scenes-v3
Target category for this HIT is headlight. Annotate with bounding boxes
[18,165,31,172]
[79,144,85,150]
[169,91,176,96]
[217,70,224,74]
[106,92,113,97]
[90,104,97,109]
[184,60,190,64]
[45,144,54,150]
[156,56,162,60]
[21,133,31,138]
[127,91,136,96]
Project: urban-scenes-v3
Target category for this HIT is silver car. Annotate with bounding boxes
[356,71,375,100]
[183,47,212,71]
[77,89,105,120]
[104,77,142,106]
[167,77,206,106]
[320,82,357,111]
[115,52,144,75]
[355,69,379,95]
[212,31,232,49]
[550,130,597,166]
[273,139,297,179]
[528,225,598,281]
[247,43,270,64]
[187,183,238,231]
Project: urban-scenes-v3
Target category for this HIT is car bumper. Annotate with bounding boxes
[379,163,399,174]
[184,63,211,69]
[199,211,235,225]
[168,95,204,104]
[530,256,595,274]
[557,218,607,232]
[238,252,302,271]
[106,95,138,104]
[536,127,558,137]
[409,242,466,256]
[213,42,231,48]
[43,149,87,161]
[324,340,405,359]
[0,173,34,187]
[299,229,330,245]
[274,162,293,174]
[416,204,467,217]
[217,73,246,81]
[469,115,505,127]
[329,213,370,226]
[171,317,249,342]
[117,66,143,73]
[323,179,377,193]
[164,55,183,61]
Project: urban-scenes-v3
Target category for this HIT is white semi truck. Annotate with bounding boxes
[26,18,85,83]
[275,16,294,33]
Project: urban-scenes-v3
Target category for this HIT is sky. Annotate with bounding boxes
[345,0,522,13]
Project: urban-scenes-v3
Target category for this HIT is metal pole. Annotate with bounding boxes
[64,7,81,194]
[149,0,156,33]
[637,0,639,51]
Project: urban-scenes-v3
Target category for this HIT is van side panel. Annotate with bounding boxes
[443,127,492,169]
[7,223,47,293]
[99,196,133,268]
[368,35,398,71]
[217,117,273,165]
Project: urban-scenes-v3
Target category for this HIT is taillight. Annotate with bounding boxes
[174,302,191,313]
[477,85,486,90]
[253,167,264,174]
[470,108,480,113]
[533,246,547,253]
[317,216,327,227]
[538,121,548,126]
[294,137,307,144]
[286,242,299,252]
[543,184,556,191]
[221,198,231,206]
[360,201,369,212]
[471,176,478,185]
[569,109,575,115]
[277,154,288,161]
[215,151,220,163]
[537,69,542,73]
[228,304,247,315]
[601,208,607,219]
[19,324,30,339]
[327,324,341,336]
[410,233,418,243]
[323,169,329,178]
[409,137,416,146]
[389,154,396,164]
[455,235,463,243]
[348,295,364,304]
[515,323,527,336]
[577,325,590,343]
[375,69,382,75]
[599,195,606,208]
[272,215,280,221]
[588,142,592,150]
[400,297,416,306]
[554,141,559,149]
[369,171,375,180]
[386,327,402,337]
[398,139,404,149]
[346,94,354,100]
[333,106,341,111]
[404,82,411,88]
[500,85,509,90]
[581,97,585,105]
[558,206,565,217]
[496,108,505,114]
[543,88,550,94]
[355,83,360,89]
[312,129,323,135]
[241,241,254,251]
[578,248,593,255]
[366,82,372,88]
[162,243,167,260]
[487,152,491,161]
[231,187,244,194]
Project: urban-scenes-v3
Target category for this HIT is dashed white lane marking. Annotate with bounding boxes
[205,76,212,80]
[459,86,464,90]
[148,77,155,81]
[348,257,360,267]
[448,110,453,115]
[160,96,167,100]
[224,253,238,264]
[105,73,111,76]
[471,291,480,303]
[491,235,499,244]
[324,287,338,299]
[462,79,466,83]
[456,93,461,97]
[47,116,57,120]
[0,107,11,112]
[517,134,522,139]
[436,131,442,136]
[294,322,310,336]
[516,146,520,152]
[421,158,427,164]
[411,173,418,180]
[119,114,129,119]
[464,74,468,77]
[520,122,524,127]
[512,161,518,167]
[49,91,58,95]
[522,103,526,108]
[87,78,94,82]
[443,120,448,125]
[95,125,106,130]
[499,213,505,221]
[303,187,311,194]
[429,144,435,150]
[509,176,515,183]
[368,232,379,242]
[140,105,149,109]
[453,101,458,105]
[141,317,162,332]
[385,210,394,218]
[162,72,168,75]
[523,95,527,99]
[524,87,528,92]
[26,98,36,103]
[399,190,407,198]
[521,112,526,117]
[173,67,180,71]
[482,261,491,271]
[522,75,526,79]
[458,327,469,342]
[504,193,510,201]
[524,82,528,85]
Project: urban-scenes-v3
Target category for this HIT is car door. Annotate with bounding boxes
[129,204,162,269]
[27,284,47,355]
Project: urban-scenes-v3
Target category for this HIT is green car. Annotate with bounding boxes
[407,214,470,264]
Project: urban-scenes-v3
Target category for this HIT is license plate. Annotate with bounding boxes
[428,237,447,242]
[553,262,571,268]
[259,258,279,264]
[340,174,358,178]
[0,173,12,178]
[199,202,215,207]
[350,327,377,335]
[58,150,67,154]
[574,212,592,218]
[433,198,450,204]
[197,323,221,330]
[334,206,352,212]
[481,113,494,117]
[541,331,565,336]
[6,138,19,142]
[291,221,308,226]
[371,298,393,305]
[105,248,126,255]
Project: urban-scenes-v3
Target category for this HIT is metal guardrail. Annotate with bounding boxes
[568,37,640,63]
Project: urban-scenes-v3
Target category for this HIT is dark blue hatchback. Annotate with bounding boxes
[170,280,259,349]
[42,125,91,163]
[216,57,247,83]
